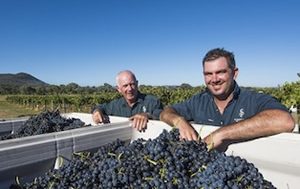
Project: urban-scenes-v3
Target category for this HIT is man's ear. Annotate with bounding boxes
[233,67,239,80]
[116,85,121,93]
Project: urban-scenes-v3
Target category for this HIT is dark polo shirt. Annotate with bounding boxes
[93,92,163,120]
[172,83,288,126]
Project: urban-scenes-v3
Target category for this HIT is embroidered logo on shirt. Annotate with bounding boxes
[142,106,147,113]
[239,108,245,118]
[234,108,245,122]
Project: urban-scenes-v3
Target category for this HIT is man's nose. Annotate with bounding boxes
[211,74,219,82]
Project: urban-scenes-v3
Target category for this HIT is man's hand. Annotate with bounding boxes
[160,107,198,141]
[174,117,198,141]
[92,110,110,124]
[129,113,149,132]
[203,130,229,152]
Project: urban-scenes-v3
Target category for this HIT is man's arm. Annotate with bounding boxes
[160,107,198,141]
[204,109,295,149]
[91,102,111,124]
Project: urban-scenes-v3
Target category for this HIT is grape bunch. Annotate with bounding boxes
[10,129,276,189]
[1,110,90,141]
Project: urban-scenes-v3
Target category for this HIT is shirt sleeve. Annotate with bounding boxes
[150,99,164,120]
[92,99,120,115]
[255,93,289,112]
[92,103,109,115]
[171,96,196,121]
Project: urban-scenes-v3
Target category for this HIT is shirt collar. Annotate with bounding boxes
[232,81,240,99]
[121,91,144,106]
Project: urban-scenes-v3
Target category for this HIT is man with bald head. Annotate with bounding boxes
[92,70,163,132]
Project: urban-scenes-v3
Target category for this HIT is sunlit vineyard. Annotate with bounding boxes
[4,81,300,115]
[5,92,121,113]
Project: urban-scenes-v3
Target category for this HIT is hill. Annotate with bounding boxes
[0,72,48,87]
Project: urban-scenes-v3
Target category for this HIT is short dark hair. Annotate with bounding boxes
[202,48,236,70]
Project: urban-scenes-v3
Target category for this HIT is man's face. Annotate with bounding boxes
[203,57,238,99]
[116,73,138,103]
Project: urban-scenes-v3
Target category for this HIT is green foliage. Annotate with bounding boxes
[256,81,300,109]
[4,80,300,114]
[280,81,300,109]
[140,85,205,105]
[5,92,121,113]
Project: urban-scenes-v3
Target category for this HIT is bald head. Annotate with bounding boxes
[116,70,137,87]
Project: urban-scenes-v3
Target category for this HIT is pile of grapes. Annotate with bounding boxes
[11,129,275,189]
[1,110,90,141]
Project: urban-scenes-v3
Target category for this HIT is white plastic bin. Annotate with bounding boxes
[0,115,132,188]
[1,113,299,189]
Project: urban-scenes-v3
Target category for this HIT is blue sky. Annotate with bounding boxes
[1,0,299,87]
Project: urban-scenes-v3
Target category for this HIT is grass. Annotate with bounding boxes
[0,95,42,120]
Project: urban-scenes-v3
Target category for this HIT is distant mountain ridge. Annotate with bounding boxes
[0,72,48,86]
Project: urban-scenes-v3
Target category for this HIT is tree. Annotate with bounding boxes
[180,83,193,89]
[20,85,36,94]
[66,83,80,94]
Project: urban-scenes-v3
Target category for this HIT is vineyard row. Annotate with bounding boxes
[5,82,300,113]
